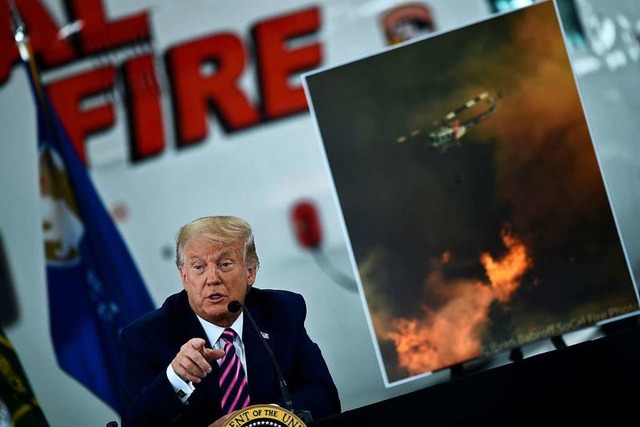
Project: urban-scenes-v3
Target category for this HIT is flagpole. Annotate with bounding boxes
[8,0,52,123]
[9,0,64,201]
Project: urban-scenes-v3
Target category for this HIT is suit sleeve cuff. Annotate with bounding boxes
[166,364,195,403]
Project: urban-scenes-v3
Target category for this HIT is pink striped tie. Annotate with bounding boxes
[218,328,250,414]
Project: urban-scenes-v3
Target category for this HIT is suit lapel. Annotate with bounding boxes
[243,296,277,403]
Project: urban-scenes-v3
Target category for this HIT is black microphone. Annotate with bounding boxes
[228,300,294,412]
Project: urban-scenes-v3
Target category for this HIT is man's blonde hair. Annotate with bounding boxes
[175,216,259,269]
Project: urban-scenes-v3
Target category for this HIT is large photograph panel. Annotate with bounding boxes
[304,0,639,385]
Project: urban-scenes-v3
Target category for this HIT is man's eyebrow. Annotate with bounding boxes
[218,249,237,259]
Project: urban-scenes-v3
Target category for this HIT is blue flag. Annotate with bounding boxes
[17,27,156,414]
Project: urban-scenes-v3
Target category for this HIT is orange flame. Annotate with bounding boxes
[480,225,532,303]
[383,225,532,376]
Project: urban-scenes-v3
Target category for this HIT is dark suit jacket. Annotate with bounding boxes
[118,287,341,426]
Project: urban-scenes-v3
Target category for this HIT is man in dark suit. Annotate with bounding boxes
[118,216,341,426]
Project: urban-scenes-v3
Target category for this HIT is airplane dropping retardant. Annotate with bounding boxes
[396,91,500,153]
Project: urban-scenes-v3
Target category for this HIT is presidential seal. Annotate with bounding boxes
[222,404,307,427]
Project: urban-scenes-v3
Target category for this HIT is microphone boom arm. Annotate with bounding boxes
[229,301,294,412]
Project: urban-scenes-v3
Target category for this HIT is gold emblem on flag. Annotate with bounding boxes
[39,147,84,264]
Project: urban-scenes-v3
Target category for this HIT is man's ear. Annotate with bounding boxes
[247,266,257,286]
[179,267,188,288]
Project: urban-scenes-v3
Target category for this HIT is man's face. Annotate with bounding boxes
[179,237,256,326]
